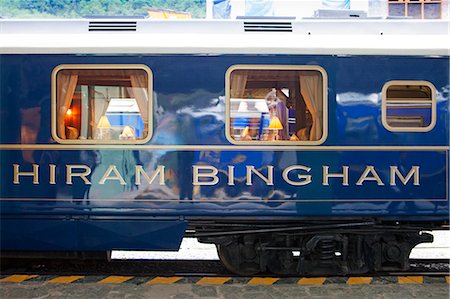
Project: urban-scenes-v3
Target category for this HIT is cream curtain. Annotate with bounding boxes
[299,72,323,141]
[230,71,248,98]
[94,93,110,126]
[128,74,149,123]
[57,74,78,139]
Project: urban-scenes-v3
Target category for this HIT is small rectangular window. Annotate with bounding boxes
[52,65,152,144]
[226,65,327,145]
[382,81,436,132]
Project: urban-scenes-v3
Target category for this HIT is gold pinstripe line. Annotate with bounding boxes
[0,197,447,202]
[0,144,448,151]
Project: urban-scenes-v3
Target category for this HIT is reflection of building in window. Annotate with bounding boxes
[388,0,442,19]
[228,68,324,143]
[55,68,150,142]
[147,8,192,19]
[382,81,436,132]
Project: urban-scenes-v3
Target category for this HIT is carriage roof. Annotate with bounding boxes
[0,19,449,56]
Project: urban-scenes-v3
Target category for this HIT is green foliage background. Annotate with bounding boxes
[0,0,206,18]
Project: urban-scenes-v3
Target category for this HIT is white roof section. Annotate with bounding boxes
[0,19,449,56]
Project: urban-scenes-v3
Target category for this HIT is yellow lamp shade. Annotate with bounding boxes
[240,126,249,137]
[97,115,111,129]
[121,126,135,138]
[269,116,283,130]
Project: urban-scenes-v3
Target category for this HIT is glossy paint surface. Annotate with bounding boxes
[0,54,448,250]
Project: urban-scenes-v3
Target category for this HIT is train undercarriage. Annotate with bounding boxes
[192,219,446,276]
[1,219,447,276]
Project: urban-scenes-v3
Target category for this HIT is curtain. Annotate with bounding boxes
[57,74,78,139]
[128,74,149,123]
[94,93,110,126]
[299,72,323,141]
[230,71,248,98]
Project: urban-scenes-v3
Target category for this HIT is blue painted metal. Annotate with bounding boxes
[0,54,448,251]
[0,219,187,250]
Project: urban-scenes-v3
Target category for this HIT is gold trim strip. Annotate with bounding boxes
[0,144,448,151]
[0,198,446,202]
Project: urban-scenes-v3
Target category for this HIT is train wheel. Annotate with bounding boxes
[217,239,263,276]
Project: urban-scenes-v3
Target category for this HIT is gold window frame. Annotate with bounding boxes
[225,64,328,146]
[381,80,436,133]
[51,64,153,144]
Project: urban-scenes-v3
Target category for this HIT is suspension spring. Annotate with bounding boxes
[318,239,335,264]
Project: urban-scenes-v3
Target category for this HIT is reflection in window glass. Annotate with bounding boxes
[55,68,150,142]
[389,3,405,17]
[388,0,442,19]
[424,3,441,19]
[383,83,434,130]
[228,68,324,143]
[407,3,421,18]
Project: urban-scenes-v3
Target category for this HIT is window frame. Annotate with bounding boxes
[225,64,328,146]
[51,64,153,144]
[381,80,437,133]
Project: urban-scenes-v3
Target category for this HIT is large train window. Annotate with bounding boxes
[382,81,436,132]
[226,65,327,145]
[52,65,152,144]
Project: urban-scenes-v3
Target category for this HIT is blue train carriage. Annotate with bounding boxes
[0,18,448,275]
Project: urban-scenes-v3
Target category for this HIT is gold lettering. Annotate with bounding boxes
[66,165,91,185]
[13,164,39,184]
[390,166,420,186]
[193,165,219,186]
[323,166,349,186]
[135,165,165,185]
[49,164,56,185]
[99,165,126,185]
[282,165,312,186]
[227,166,235,186]
[246,166,273,186]
[356,166,384,186]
